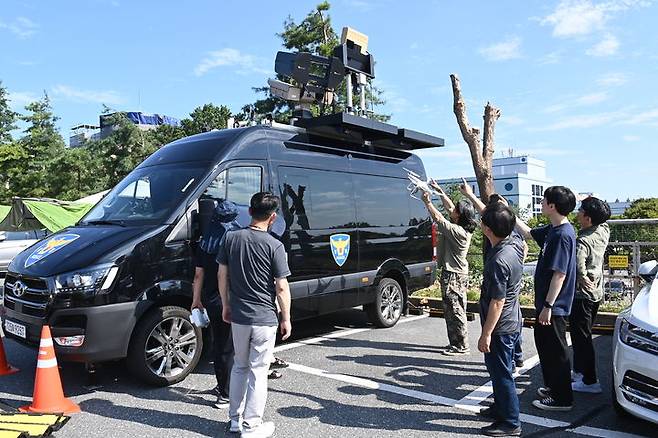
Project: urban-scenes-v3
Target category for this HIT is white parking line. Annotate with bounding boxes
[273,314,428,353]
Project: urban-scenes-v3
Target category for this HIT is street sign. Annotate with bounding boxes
[609,255,629,269]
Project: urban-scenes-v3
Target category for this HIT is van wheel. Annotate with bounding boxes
[366,278,404,328]
[127,306,202,386]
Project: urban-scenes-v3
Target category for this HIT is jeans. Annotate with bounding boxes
[569,298,600,385]
[205,297,234,395]
[484,332,521,429]
[513,331,523,364]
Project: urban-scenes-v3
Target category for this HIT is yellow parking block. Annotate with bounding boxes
[0,429,28,438]
[0,422,51,437]
[0,414,67,431]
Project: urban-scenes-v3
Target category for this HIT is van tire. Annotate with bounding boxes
[127,306,203,386]
[366,278,404,328]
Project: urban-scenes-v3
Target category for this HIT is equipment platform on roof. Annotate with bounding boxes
[294,112,444,151]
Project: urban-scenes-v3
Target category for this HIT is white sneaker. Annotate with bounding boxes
[242,421,275,438]
[572,380,602,394]
[571,371,583,382]
[229,419,243,433]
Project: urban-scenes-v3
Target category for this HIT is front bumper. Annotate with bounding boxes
[2,300,148,363]
[613,335,658,424]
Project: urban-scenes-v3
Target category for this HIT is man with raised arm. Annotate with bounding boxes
[515,186,577,411]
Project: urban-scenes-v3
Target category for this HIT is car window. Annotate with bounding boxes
[201,166,262,206]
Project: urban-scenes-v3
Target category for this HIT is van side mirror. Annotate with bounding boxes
[638,260,658,283]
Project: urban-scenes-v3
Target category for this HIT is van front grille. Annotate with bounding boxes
[3,272,52,319]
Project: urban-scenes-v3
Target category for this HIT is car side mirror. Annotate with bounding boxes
[638,260,658,283]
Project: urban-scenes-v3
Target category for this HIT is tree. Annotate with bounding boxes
[450,74,500,203]
[623,198,658,219]
[0,81,17,144]
[49,147,101,201]
[245,2,389,123]
[148,123,187,148]
[181,104,232,136]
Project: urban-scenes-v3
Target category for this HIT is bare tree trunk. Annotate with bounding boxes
[449,74,500,204]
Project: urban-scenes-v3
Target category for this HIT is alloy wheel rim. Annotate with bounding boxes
[145,316,198,378]
[379,283,402,323]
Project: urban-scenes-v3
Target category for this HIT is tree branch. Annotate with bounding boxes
[482,102,500,164]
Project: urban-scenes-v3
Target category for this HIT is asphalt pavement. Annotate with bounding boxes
[0,309,655,437]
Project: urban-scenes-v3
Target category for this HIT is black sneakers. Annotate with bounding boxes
[532,396,572,411]
[481,422,522,437]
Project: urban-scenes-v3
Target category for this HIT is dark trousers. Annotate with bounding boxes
[569,298,600,384]
[514,331,523,364]
[205,297,234,396]
[534,314,573,405]
[484,332,521,429]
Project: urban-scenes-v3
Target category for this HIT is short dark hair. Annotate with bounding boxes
[488,193,507,206]
[580,196,611,225]
[543,186,576,216]
[481,203,516,239]
[250,192,279,220]
[456,200,477,233]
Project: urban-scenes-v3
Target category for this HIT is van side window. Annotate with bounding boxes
[202,167,261,205]
[353,174,410,228]
[279,167,355,230]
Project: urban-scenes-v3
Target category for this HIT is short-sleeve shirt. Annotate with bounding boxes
[479,237,523,335]
[530,223,577,316]
[434,215,472,275]
[194,246,221,306]
[484,229,525,263]
[216,227,291,326]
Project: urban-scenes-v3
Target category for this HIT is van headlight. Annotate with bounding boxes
[54,264,119,295]
[619,318,658,356]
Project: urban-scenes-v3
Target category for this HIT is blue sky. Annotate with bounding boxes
[2,0,657,201]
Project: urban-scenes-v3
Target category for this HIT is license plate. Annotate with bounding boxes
[4,319,26,339]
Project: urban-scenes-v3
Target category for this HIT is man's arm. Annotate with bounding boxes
[218,264,231,323]
[538,271,566,325]
[458,177,486,213]
[478,298,505,353]
[576,240,594,290]
[515,217,533,241]
[192,267,204,310]
[275,277,292,340]
[428,180,455,215]
[421,192,451,229]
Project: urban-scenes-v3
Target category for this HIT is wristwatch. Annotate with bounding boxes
[543,301,554,309]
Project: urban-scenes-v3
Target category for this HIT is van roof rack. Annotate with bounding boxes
[293,112,444,151]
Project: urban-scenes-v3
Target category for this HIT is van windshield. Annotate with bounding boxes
[80,163,206,226]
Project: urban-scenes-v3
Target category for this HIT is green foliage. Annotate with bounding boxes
[181,104,232,135]
[623,198,658,219]
[0,81,17,144]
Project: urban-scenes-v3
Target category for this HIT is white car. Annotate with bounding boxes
[612,260,658,424]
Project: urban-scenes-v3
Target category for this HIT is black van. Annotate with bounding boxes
[2,115,440,385]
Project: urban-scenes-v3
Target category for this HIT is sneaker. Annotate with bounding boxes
[270,357,289,369]
[536,386,551,398]
[242,421,275,438]
[479,406,499,419]
[572,380,602,394]
[214,393,230,409]
[268,369,282,379]
[481,422,522,437]
[229,419,243,433]
[571,371,584,382]
[532,396,572,411]
[442,346,470,356]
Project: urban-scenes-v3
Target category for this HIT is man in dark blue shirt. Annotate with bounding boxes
[516,186,577,411]
[478,203,523,437]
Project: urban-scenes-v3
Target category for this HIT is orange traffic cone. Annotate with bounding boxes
[0,333,19,375]
[19,325,80,414]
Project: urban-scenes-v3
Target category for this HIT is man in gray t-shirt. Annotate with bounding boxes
[217,192,291,438]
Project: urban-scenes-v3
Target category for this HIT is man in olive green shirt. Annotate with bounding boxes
[570,196,611,394]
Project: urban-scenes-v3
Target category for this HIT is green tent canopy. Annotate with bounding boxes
[0,205,9,223]
[0,198,93,233]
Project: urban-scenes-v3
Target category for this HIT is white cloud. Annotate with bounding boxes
[622,135,640,141]
[596,72,628,87]
[586,34,620,56]
[533,111,622,131]
[544,92,608,114]
[194,48,269,76]
[499,115,525,126]
[0,17,39,39]
[479,37,522,61]
[7,91,39,109]
[622,108,658,125]
[51,85,125,105]
[540,0,651,38]
[538,51,562,65]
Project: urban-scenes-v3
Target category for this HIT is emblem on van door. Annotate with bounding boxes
[330,233,350,267]
[12,280,27,298]
[25,234,80,268]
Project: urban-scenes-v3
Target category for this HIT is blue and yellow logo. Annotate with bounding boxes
[25,234,80,268]
[330,233,350,267]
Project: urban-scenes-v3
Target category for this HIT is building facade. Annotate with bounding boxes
[436,155,552,218]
